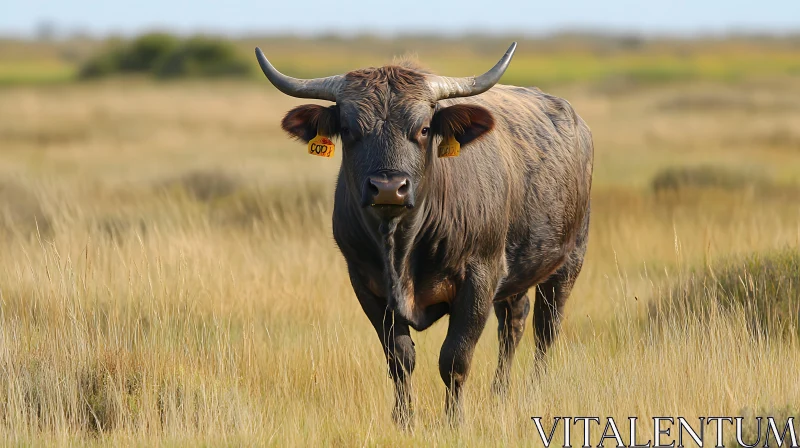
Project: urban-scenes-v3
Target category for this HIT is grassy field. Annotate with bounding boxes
[1,40,800,445]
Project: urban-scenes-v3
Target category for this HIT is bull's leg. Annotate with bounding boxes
[347,269,416,428]
[491,292,530,394]
[382,314,415,427]
[532,245,585,365]
[439,263,500,425]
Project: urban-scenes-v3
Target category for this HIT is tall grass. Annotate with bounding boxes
[0,77,798,445]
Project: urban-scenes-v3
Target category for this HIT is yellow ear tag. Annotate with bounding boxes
[308,134,335,158]
[437,135,461,158]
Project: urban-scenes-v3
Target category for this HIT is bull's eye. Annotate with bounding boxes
[420,127,429,137]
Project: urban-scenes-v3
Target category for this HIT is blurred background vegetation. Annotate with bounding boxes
[2,33,800,86]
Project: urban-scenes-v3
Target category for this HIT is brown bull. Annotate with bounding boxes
[256,42,593,426]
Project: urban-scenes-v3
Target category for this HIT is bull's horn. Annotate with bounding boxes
[255,47,343,102]
[426,42,517,100]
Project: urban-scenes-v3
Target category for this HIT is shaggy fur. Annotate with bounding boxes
[279,63,594,426]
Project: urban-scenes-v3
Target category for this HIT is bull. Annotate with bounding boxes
[255,42,593,425]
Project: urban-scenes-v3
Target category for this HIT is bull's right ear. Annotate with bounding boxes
[281,105,339,143]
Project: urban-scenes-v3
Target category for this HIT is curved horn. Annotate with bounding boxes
[255,47,343,102]
[427,42,517,100]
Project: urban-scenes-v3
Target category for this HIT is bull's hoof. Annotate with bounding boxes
[444,402,464,428]
[445,409,464,428]
[392,406,414,430]
[532,358,548,378]
[491,376,509,397]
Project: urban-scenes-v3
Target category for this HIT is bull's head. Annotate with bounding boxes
[256,43,516,220]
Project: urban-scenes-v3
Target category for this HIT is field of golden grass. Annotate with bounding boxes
[1,57,799,445]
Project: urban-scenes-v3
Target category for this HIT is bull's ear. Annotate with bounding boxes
[281,104,339,143]
[431,104,495,147]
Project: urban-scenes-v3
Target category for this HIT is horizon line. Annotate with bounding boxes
[3,26,800,42]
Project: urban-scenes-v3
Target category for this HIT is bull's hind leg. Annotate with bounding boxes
[492,293,530,394]
[532,243,586,365]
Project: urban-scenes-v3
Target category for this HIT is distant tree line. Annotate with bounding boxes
[79,33,252,79]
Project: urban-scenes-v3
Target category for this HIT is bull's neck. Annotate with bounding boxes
[356,195,426,310]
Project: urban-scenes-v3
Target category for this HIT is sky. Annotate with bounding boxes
[2,0,800,38]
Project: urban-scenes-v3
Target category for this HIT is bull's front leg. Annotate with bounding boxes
[381,313,415,427]
[439,261,502,425]
[347,267,416,428]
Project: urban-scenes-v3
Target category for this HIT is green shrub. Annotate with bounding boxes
[154,37,251,79]
[79,34,249,80]
[78,44,126,79]
[651,165,768,193]
[655,249,800,338]
[118,33,179,73]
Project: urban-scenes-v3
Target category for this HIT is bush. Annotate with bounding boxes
[118,33,179,73]
[729,405,800,446]
[79,34,250,80]
[153,37,251,79]
[78,33,177,79]
[78,44,126,79]
[651,165,768,193]
[655,249,800,338]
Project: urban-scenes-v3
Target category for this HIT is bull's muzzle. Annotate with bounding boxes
[362,172,414,209]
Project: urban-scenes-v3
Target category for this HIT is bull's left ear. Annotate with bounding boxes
[431,104,495,147]
[281,104,339,143]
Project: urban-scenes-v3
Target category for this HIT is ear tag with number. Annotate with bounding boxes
[437,135,461,158]
[308,134,335,158]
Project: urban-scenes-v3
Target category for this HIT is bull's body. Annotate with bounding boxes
[332,85,592,422]
[257,43,593,425]
[334,85,592,330]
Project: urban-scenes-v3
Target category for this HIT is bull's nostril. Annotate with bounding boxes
[397,181,409,196]
[368,182,380,197]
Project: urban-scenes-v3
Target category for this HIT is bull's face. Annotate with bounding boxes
[256,43,516,221]
[332,89,434,217]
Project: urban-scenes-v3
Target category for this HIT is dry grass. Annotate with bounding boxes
[0,76,799,446]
